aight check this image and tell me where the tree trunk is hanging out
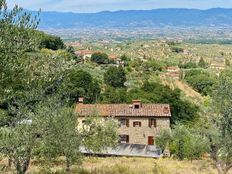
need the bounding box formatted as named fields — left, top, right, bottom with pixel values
left=22, top=158, right=30, bottom=174
left=13, top=157, right=31, bottom=174
left=215, top=162, right=227, bottom=174
left=66, top=156, right=71, bottom=172
left=14, top=160, right=23, bottom=174
left=8, top=158, right=12, bottom=169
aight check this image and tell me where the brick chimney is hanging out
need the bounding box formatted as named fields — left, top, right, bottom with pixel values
left=132, top=100, right=142, bottom=109
left=78, top=97, right=84, bottom=103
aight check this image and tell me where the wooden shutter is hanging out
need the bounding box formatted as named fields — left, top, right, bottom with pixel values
left=154, top=119, right=157, bottom=128
left=139, top=122, right=141, bottom=127
left=148, top=119, right=151, bottom=127
left=126, top=119, right=129, bottom=127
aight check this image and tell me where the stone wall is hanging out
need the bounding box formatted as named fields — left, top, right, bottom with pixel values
left=77, top=116, right=170, bottom=145
left=117, top=117, right=170, bottom=144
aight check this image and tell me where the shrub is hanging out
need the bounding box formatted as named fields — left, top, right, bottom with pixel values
left=171, top=47, right=184, bottom=53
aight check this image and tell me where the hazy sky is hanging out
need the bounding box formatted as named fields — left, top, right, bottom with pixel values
left=8, top=0, right=232, bottom=13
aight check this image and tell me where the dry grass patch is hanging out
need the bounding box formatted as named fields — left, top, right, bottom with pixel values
left=1, top=156, right=229, bottom=174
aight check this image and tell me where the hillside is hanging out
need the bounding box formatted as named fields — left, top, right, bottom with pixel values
left=37, top=8, right=232, bottom=29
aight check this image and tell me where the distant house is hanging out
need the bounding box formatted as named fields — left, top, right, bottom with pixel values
left=76, top=98, right=171, bottom=145
left=75, top=50, right=94, bottom=62
left=210, top=58, right=226, bottom=71
left=165, top=66, right=182, bottom=80
left=108, top=54, right=124, bottom=67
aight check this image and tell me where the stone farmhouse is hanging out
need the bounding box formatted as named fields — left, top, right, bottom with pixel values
left=76, top=98, right=171, bottom=145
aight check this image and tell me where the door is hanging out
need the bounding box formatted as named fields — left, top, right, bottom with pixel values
left=148, top=136, right=154, bottom=145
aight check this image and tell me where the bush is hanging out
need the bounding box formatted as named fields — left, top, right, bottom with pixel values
left=171, top=47, right=184, bottom=53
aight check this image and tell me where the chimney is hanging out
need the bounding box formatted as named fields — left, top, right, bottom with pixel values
left=132, top=100, right=142, bottom=109
left=78, top=97, right=84, bottom=103
left=163, top=106, right=170, bottom=114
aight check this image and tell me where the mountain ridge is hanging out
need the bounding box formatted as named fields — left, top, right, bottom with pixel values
left=35, top=8, right=232, bottom=29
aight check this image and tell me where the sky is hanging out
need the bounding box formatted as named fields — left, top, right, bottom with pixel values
left=8, top=0, right=232, bottom=13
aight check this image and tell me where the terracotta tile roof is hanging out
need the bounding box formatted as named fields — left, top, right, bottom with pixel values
left=75, top=50, right=94, bottom=56
left=76, top=104, right=171, bottom=117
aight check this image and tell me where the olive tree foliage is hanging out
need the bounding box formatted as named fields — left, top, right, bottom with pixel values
left=34, top=101, right=118, bottom=172
left=0, top=53, right=72, bottom=174
left=156, top=124, right=209, bottom=161
left=33, top=101, right=82, bottom=172
left=207, top=69, right=232, bottom=174
left=0, top=0, right=40, bottom=102
left=0, top=101, right=48, bottom=174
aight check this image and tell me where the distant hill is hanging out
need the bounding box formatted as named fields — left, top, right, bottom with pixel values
left=37, top=8, right=232, bottom=29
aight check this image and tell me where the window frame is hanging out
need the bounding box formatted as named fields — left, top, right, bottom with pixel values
left=133, top=121, right=142, bottom=127
left=149, top=118, right=157, bottom=128
left=119, top=134, right=129, bottom=143
left=119, top=118, right=129, bottom=127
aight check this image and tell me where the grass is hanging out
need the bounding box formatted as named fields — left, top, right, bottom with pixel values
left=1, top=156, right=226, bottom=174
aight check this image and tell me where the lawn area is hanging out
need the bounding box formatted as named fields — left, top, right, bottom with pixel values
left=1, top=156, right=225, bottom=174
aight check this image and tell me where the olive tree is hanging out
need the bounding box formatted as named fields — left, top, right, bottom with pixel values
left=35, top=101, right=118, bottom=172
left=207, top=69, right=232, bottom=174
left=156, top=124, right=209, bottom=161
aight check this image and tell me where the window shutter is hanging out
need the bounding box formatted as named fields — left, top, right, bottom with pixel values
left=154, top=119, right=157, bottom=127
left=139, top=122, right=141, bottom=127
left=126, top=119, right=129, bottom=127
left=148, top=119, right=151, bottom=127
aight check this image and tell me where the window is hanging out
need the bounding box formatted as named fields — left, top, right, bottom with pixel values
left=134, top=104, right=140, bottom=109
left=133, top=121, right=141, bottom=127
left=82, top=120, right=86, bottom=124
left=149, top=119, right=157, bottom=128
left=119, top=118, right=129, bottom=127
left=119, top=135, right=129, bottom=143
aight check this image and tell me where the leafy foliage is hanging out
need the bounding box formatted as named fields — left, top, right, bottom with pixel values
left=207, top=69, right=232, bottom=174
left=198, top=57, right=209, bottom=68
left=156, top=125, right=209, bottom=161
left=184, top=69, right=217, bottom=96
left=38, top=31, right=65, bottom=50
left=179, top=61, right=198, bottom=69
left=91, top=52, right=111, bottom=64
left=171, top=47, right=184, bottom=53
left=61, top=69, right=101, bottom=104
left=104, top=66, right=126, bottom=88
left=102, top=81, right=199, bottom=124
